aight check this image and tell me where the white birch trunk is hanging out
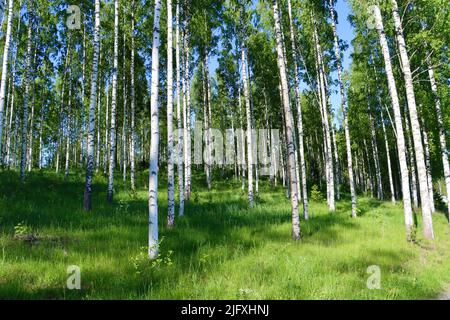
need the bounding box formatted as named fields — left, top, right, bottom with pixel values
left=167, top=0, right=175, bottom=227
left=422, top=124, right=434, bottom=213
left=368, top=104, right=383, bottom=200
left=183, top=24, right=191, bottom=201
left=130, top=0, right=136, bottom=191
left=175, top=0, right=184, bottom=215
left=313, top=23, right=335, bottom=211
left=103, top=81, right=109, bottom=175
left=427, top=56, right=450, bottom=220
left=241, top=42, right=254, bottom=207
left=381, top=108, right=396, bottom=203
left=27, top=76, right=35, bottom=172
left=373, top=5, right=414, bottom=239
left=404, top=111, right=418, bottom=207
left=107, top=0, right=120, bottom=203
left=38, top=107, right=43, bottom=169
left=84, top=0, right=101, bottom=211
left=0, top=0, right=14, bottom=162
left=20, top=3, right=33, bottom=181
left=64, top=85, right=72, bottom=179
left=237, top=69, right=246, bottom=191
left=273, top=0, right=300, bottom=240
left=148, top=0, right=162, bottom=259
left=287, top=0, right=309, bottom=219
left=202, top=56, right=212, bottom=190
left=391, top=0, right=434, bottom=239
left=331, top=124, right=340, bottom=200
left=122, top=31, right=127, bottom=183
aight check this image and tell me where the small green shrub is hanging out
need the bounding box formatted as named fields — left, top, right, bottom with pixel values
left=310, top=185, right=324, bottom=202
left=14, top=222, right=29, bottom=237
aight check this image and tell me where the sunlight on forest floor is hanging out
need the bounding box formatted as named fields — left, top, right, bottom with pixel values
left=0, top=170, right=449, bottom=299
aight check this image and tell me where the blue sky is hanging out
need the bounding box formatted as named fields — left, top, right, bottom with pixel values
left=208, top=0, right=355, bottom=127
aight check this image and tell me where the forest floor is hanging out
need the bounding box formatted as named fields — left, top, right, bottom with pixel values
left=0, top=169, right=449, bottom=299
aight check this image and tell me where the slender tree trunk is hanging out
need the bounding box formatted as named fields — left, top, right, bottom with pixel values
left=273, top=0, right=300, bottom=240
left=167, top=0, right=175, bottom=227
left=363, top=138, right=374, bottom=196
left=202, top=55, right=212, bottom=190
left=381, top=108, right=396, bottom=203
left=56, top=36, right=72, bottom=174
left=3, top=76, right=11, bottom=160
left=287, top=0, right=309, bottom=219
left=175, top=0, right=184, bottom=215
left=206, top=55, right=213, bottom=187
left=27, top=72, right=35, bottom=172
left=81, top=22, right=87, bottom=164
left=84, top=0, right=101, bottom=211
left=6, top=81, right=14, bottom=166
left=6, top=7, right=22, bottom=167
left=367, top=101, right=383, bottom=200
left=313, top=22, right=335, bottom=211
left=404, top=104, right=418, bottom=208
left=103, top=82, right=109, bottom=174
left=107, top=0, right=120, bottom=203
left=130, top=0, right=136, bottom=191
left=183, top=21, right=191, bottom=201
left=38, top=107, right=43, bottom=169
left=64, top=85, right=72, bottom=179
left=422, top=123, right=434, bottom=213
left=331, top=124, right=340, bottom=200
left=427, top=55, right=450, bottom=220
left=20, top=3, right=33, bottom=181
left=0, top=0, right=14, bottom=163
left=240, top=37, right=254, bottom=207
left=122, top=31, right=127, bottom=183
left=373, top=5, right=413, bottom=240
left=391, top=0, right=434, bottom=239
left=237, top=66, right=246, bottom=191
left=96, top=76, right=103, bottom=173
left=148, top=0, right=162, bottom=259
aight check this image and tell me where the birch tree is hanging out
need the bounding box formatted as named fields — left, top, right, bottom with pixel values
left=130, top=0, right=136, bottom=191
left=148, top=0, right=162, bottom=259
left=313, top=22, right=335, bottom=211
left=287, top=0, right=309, bottom=219
left=372, top=5, right=414, bottom=240
left=239, top=5, right=254, bottom=207
left=390, top=0, right=434, bottom=239
left=122, top=30, right=127, bottom=183
left=175, top=0, right=184, bottom=216
left=182, top=11, right=192, bottom=201
left=427, top=56, right=450, bottom=220
left=381, top=107, right=396, bottom=203
left=167, top=0, right=175, bottom=227
left=272, top=0, right=300, bottom=240
left=328, top=0, right=356, bottom=217
left=107, top=0, right=120, bottom=204
left=84, top=0, right=101, bottom=211
left=20, top=1, right=33, bottom=181
left=64, top=84, right=72, bottom=179
left=0, top=0, right=14, bottom=162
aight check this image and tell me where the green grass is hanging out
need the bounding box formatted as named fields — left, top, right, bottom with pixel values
left=0, top=169, right=449, bottom=299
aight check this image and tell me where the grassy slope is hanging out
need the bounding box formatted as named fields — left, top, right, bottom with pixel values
left=0, top=170, right=448, bottom=299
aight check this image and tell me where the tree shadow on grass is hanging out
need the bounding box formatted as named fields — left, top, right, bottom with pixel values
left=0, top=171, right=393, bottom=299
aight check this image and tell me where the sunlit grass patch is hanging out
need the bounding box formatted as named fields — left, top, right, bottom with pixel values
left=0, top=170, right=449, bottom=299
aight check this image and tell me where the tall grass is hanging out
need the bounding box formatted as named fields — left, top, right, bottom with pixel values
left=0, top=170, right=448, bottom=299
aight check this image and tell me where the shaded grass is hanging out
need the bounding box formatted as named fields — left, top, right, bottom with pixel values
left=0, top=170, right=449, bottom=299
